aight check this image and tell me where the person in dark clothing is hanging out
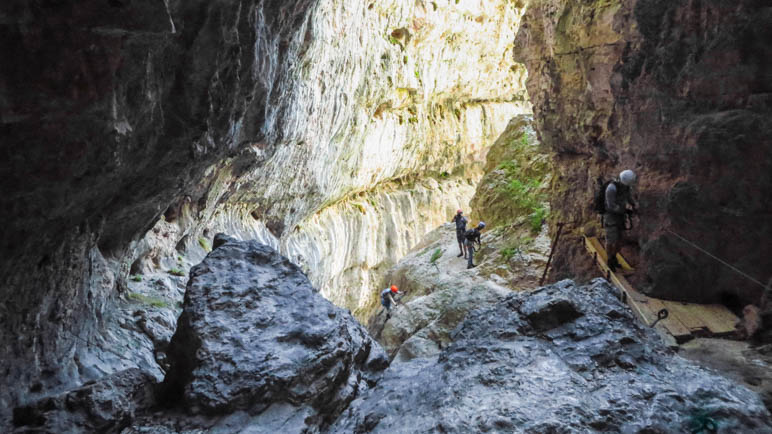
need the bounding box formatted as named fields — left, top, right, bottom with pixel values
left=451, top=209, right=468, bottom=258
left=380, top=285, right=401, bottom=313
left=605, top=170, right=637, bottom=272
left=464, top=222, right=485, bottom=269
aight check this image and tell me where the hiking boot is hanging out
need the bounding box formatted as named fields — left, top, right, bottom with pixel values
left=457, top=252, right=463, bottom=257
left=467, top=264, right=476, bottom=269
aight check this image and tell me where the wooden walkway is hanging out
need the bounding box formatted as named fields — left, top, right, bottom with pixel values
left=584, top=236, right=738, bottom=346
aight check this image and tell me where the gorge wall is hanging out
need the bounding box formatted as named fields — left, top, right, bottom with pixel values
left=515, top=0, right=772, bottom=306
left=144, top=0, right=531, bottom=316
left=0, top=0, right=530, bottom=412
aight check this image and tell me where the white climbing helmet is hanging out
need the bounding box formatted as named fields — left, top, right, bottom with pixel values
left=619, top=170, right=637, bottom=186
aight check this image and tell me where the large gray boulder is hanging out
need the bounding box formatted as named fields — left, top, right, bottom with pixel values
left=332, top=279, right=772, bottom=432
left=162, top=239, right=388, bottom=427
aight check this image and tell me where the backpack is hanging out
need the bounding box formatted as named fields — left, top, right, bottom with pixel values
left=464, top=229, right=477, bottom=241
left=454, top=215, right=467, bottom=231
left=593, top=178, right=615, bottom=214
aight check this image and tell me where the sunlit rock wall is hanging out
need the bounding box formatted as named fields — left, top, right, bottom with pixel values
left=234, top=0, right=530, bottom=233
left=0, top=0, right=531, bottom=418
left=151, top=0, right=531, bottom=313
left=209, top=175, right=477, bottom=319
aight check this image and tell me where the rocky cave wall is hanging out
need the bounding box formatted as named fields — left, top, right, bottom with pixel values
left=137, top=0, right=532, bottom=316
left=515, top=0, right=772, bottom=305
left=0, top=0, right=319, bottom=413
left=0, top=0, right=530, bottom=412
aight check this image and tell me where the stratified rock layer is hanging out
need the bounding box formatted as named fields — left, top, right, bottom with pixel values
left=334, top=280, right=772, bottom=433
left=162, top=238, right=387, bottom=426
left=515, top=0, right=772, bottom=304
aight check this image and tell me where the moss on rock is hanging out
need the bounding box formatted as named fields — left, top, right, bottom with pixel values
left=470, top=115, right=552, bottom=230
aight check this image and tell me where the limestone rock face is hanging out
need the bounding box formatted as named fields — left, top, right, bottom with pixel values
left=162, top=239, right=387, bottom=425
left=12, top=368, right=155, bottom=433
left=469, top=114, right=552, bottom=229
left=168, top=0, right=533, bottom=315
left=0, top=0, right=530, bottom=412
left=334, top=280, right=772, bottom=433
left=514, top=0, right=772, bottom=304
left=205, top=175, right=479, bottom=319
left=0, top=0, right=316, bottom=413
left=367, top=222, right=550, bottom=361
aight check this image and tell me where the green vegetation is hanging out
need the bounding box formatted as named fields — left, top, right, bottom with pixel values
left=130, top=274, right=142, bottom=282
left=168, top=268, right=185, bottom=277
left=430, top=248, right=443, bottom=264
left=490, top=132, right=552, bottom=233
left=414, top=69, right=421, bottom=79
left=500, top=246, right=521, bottom=261
left=127, top=292, right=170, bottom=308
left=529, top=206, right=548, bottom=233
left=198, top=237, right=211, bottom=252
left=498, top=177, right=548, bottom=233
left=500, top=236, right=534, bottom=261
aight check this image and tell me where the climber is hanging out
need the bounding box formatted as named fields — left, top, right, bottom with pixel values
left=604, top=169, right=638, bottom=272
left=380, top=285, right=401, bottom=314
left=464, top=222, right=485, bottom=269
left=452, top=209, right=468, bottom=258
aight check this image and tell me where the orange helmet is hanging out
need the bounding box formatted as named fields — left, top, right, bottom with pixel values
left=391, top=285, right=398, bottom=293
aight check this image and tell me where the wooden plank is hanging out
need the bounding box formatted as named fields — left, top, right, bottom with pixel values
left=697, top=304, right=739, bottom=335
left=646, top=299, right=693, bottom=343
left=615, top=253, right=635, bottom=272
left=585, top=237, right=608, bottom=262
left=586, top=237, right=634, bottom=271
left=584, top=236, right=689, bottom=346
left=661, top=301, right=709, bottom=332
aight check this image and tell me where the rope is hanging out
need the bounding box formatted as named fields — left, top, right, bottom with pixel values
left=665, top=229, right=767, bottom=289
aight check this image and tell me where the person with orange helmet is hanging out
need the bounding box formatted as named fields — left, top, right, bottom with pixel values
left=380, top=285, right=401, bottom=313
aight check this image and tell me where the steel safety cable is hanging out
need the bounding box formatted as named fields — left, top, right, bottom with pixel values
left=665, top=229, right=767, bottom=289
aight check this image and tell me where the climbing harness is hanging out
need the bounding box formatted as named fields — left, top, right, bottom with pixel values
left=666, top=229, right=767, bottom=289
left=624, top=209, right=636, bottom=230
left=648, top=308, right=668, bottom=328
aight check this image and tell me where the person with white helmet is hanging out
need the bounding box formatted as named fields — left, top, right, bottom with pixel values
left=464, top=222, right=486, bottom=269
left=604, top=169, right=638, bottom=272
left=452, top=209, right=469, bottom=258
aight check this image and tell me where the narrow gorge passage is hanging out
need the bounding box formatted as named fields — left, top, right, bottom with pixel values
left=2, top=0, right=771, bottom=432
